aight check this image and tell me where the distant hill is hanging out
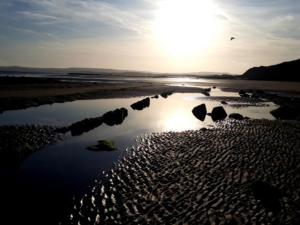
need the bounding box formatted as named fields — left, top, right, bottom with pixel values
left=0, top=66, right=235, bottom=78
left=241, top=59, right=300, bottom=81
left=0, top=66, right=127, bottom=75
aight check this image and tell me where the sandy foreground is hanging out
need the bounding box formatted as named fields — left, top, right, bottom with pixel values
left=64, top=120, right=300, bottom=225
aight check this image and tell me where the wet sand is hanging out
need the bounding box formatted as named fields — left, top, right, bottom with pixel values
left=65, top=120, right=300, bottom=225
left=0, top=125, right=59, bottom=167
left=1, top=76, right=300, bottom=113
left=1, top=76, right=300, bottom=224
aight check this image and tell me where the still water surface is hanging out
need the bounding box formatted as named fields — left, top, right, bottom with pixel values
left=0, top=91, right=277, bottom=224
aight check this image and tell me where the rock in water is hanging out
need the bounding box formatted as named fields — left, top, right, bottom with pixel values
left=251, top=181, right=281, bottom=212
left=271, top=106, right=300, bottom=120
left=103, top=108, right=128, bottom=126
left=211, top=106, right=227, bottom=121
left=161, top=92, right=173, bottom=98
left=131, top=98, right=150, bottom=110
left=69, top=117, right=103, bottom=136
left=87, top=140, right=116, bottom=151
left=192, top=104, right=207, bottom=121
left=203, top=92, right=210, bottom=97
left=239, top=90, right=250, bottom=98
left=229, top=113, right=244, bottom=120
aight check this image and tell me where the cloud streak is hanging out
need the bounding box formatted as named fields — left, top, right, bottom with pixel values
left=11, top=0, right=155, bottom=38
left=0, top=0, right=300, bottom=73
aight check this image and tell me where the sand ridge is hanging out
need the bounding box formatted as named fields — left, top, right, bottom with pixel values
left=64, top=120, right=300, bottom=225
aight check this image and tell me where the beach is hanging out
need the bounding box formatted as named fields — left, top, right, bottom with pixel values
left=0, top=76, right=299, bottom=113
left=0, top=76, right=300, bottom=225
left=65, top=120, right=300, bottom=225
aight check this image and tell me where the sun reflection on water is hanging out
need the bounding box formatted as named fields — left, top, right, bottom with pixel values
left=162, top=108, right=200, bottom=131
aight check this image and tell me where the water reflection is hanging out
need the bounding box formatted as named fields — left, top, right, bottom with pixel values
left=163, top=108, right=200, bottom=131
left=0, top=92, right=278, bottom=224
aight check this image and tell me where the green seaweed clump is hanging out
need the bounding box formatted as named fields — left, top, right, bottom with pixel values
left=87, top=140, right=116, bottom=151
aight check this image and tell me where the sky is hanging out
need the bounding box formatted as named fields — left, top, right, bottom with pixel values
left=0, top=0, right=300, bottom=74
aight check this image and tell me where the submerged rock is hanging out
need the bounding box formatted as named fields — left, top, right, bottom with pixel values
left=131, top=98, right=150, bottom=110
left=211, top=106, right=227, bottom=121
left=220, top=101, right=228, bottom=105
left=87, top=140, right=116, bottom=151
left=161, top=92, right=173, bottom=98
left=192, top=104, right=207, bottom=121
left=229, top=113, right=244, bottom=120
left=103, top=108, right=128, bottom=126
left=271, top=106, right=300, bottom=120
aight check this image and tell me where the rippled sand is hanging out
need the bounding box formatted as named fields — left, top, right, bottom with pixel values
left=65, top=120, right=300, bottom=225
left=0, top=125, right=58, bottom=166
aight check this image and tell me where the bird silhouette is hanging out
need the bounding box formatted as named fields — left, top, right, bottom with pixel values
left=230, top=37, right=235, bottom=41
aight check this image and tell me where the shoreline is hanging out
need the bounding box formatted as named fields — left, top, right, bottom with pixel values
left=1, top=76, right=300, bottom=224
left=1, top=76, right=300, bottom=113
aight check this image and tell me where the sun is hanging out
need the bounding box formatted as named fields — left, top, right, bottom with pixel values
left=153, top=0, right=220, bottom=58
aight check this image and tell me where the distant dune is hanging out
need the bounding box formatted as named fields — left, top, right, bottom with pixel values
left=241, top=59, right=300, bottom=81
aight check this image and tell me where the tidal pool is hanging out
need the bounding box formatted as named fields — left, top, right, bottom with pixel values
left=0, top=91, right=278, bottom=224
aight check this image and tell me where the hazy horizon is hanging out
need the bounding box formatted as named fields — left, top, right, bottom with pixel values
left=1, top=0, right=300, bottom=74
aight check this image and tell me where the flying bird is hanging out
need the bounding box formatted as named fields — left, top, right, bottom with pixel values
left=230, top=37, right=236, bottom=41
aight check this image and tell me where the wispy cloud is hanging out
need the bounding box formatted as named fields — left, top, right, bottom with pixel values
left=12, top=0, right=155, bottom=38
left=216, top=0, right=300, bottom=41
left=0, top=0, right=300, bottom=73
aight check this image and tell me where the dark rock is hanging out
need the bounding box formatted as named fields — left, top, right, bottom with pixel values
left=271, top=106, right=300, bottom=120
left=239, top=90, right=249, bottom=98
left=87, top=140, right=116, bottom=151
left=220, top=101, right=228, bottom=105
left=103, top=108, right=128, bottom=126
left=192, top=104, right=207, bottom=121
left=70, top=117, right=103, bottom=136
left=251, top=181, right=281, bottom=212
left=204, top=88, right=211, bottom=92
left=211, top=106, right=227, bottom=121
left=207, top=113, right=212, bottom=116
left=151, top=95, right=159, bottom=99
left=203, top=91, right=210, bottom=97
left=229, top=113, right=244, bottom=120
left=212, top=86, right=216, bottom=89
left=131, top=98, right=150, bottom=110
left=161, top=92, right=173, bottom=98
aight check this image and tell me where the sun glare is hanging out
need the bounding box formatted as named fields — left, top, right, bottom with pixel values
left=163, top=109, right=199, bottom=131
left=154, top=0, right=220, bottom=58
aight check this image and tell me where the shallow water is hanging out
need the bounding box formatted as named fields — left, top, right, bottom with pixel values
left=0, top=91, right=278, bottom=224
